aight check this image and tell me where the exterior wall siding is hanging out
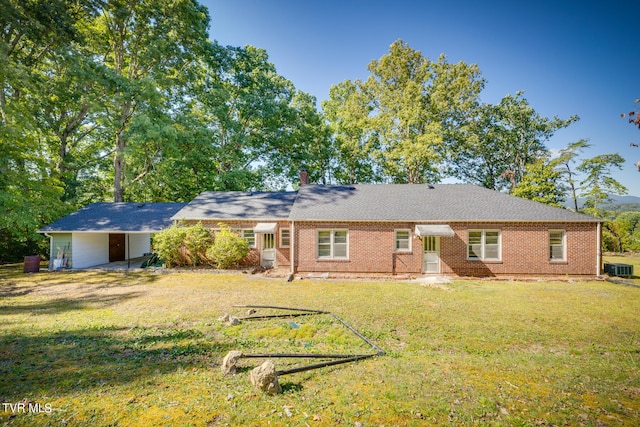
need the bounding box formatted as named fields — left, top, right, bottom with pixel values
left=128, top=233, right=151, bottom=258
left=72, top=233, right=109, bottom=269
left=294, top=221, right=598, bottom=277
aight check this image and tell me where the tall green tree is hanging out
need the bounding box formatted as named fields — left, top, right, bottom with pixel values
left=324, top=40, right=484, bottom=184
left=556, top=139, right=591, bottom=211
left=322, top=80, right=379, bottom=184
left=510, top=157, right=565, bottom=207
left=577, top=153, right=628, bottom=216
left=0, top=0, right=101, bottom=261
left=86, top=0, right=210, bottom=202
left=449, top=93, right=578, bottom=192
left=134, top=42, right=324, bottom=199
left=272, top=91, right=334, bottom=186
left=365, top=40, right=484, bottom=183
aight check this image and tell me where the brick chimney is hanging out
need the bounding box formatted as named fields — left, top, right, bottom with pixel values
left=299, top=168, right=309, bottom=185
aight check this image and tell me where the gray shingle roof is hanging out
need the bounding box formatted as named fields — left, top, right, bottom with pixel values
left=39, top=202, right=187, bottom=233
left=171, top=191, right=297, bottom=221
left=288, top=184, right=601, bottom=223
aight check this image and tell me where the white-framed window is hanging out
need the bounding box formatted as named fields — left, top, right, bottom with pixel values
left=467, top=230, right=501, bottom=261
left=317, top=229, right=348, bottom=259
left=242, top=229, right=256, bottom=248
left=280, top=228, right=290, bottom=248
left=394, top=229, right=411, bottom=251
left=549, top=230, right=566, bottom=261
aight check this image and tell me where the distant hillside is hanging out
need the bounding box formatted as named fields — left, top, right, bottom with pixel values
left=563, top=195, right=640, bottom=212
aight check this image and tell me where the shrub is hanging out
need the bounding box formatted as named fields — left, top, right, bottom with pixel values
left=206, top=223, right=250, bottom=269
left=184, top=222, right=213, bottom=266
left=153, top=223, right=188, bottom=267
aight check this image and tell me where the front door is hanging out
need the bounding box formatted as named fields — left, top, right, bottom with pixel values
left=422, top=236, right=440, bottom=273
left=261, top=233, right=275, bottom=267
left=109, top=233, right=126, bottom=262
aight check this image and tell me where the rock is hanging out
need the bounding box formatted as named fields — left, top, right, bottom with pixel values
left=247, top=308, right=256, bottom=315
left=249, top=360, right=282, bottom=394
left=227, top=316, right=241, bottom=326
left=218, top=314, right=230, bottom=322
left=221, top=350, right=243, bottom=375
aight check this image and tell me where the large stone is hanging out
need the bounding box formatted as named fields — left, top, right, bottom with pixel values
left=221, top=350, right=243, bottom=375
left=249, top=360, right=282, bottom=394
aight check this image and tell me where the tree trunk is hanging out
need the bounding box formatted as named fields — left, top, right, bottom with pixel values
left=113, top=132, right=125, bottom=202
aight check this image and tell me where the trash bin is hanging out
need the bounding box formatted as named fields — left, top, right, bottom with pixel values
left=24, top=255, right=41, bottom=273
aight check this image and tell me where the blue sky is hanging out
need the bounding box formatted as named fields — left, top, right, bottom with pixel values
left=202, top=0, right=640, bottom=196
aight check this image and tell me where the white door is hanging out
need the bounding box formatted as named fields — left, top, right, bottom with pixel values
left=423, top=236, right=440, bottom=273
left=261, top=233, right=276, bottom=267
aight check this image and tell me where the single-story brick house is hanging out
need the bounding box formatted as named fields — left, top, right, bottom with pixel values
left=40, top=182, right=603, bottom=277
left=285, top=184, right=602, bottom=277
left=39, top=202, right=186, bottom=269
left=169, top=183, right=603, bottom=277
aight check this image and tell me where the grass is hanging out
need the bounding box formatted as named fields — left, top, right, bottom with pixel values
left=1, top=265, right=640, bottom=426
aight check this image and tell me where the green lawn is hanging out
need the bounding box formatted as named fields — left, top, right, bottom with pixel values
left=1, top=266, right=639, bottom=426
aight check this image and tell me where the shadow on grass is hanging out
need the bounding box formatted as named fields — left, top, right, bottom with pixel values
left=0, top=326, right=233, bottom=401
left=0, top=291, right=144, bottom=316
left=0, top=264, right=162, bottom=287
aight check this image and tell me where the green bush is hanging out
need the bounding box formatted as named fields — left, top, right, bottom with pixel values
left=153, top=223, right=188, bottom=267
left=184, top=222, right=213, bottom=266
left=206, top=223, right=250, bottom=269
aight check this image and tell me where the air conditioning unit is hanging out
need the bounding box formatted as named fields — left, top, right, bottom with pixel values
left=603, top=263, right=634, bottom=277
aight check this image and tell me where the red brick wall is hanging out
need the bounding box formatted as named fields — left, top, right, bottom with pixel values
left=440, top=222, right=598, bottom=277
left=293, top=221, right=599, bottom=277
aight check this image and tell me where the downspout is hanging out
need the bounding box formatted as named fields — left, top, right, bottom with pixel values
left=596, top=222, right=602, bottom=276
left=290, top=221, right=295, bottom=275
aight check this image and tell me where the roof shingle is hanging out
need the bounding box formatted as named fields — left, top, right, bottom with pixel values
left=288, top=184, right=601, bottom=222
left=39, top=202, right=187, bottom=233
left=171, top=191, right=297, bottom=221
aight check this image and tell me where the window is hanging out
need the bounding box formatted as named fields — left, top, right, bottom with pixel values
left=317, top=229, right=348, bottom=259
left=549, top=230, right=566, bottom=261
left=394, top=229, right=411, bottom=251
left=280, top=228, right=290, bottom=248
left=468, top=230, right=501, bottom=261
left=242, top=229, right=256, bottom=248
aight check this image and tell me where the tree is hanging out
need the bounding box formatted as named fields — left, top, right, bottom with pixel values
left=449, top=93, right=578, bottom=192
left=150, top=43, right=323, bottom=196
left=87, top=0, right=210, bottom=202
left=366, top=40, right=484, bottom=183
left=510, top=158, right=565, bottom=207
left=324, top=40, right=484, bottom=184
left=322, top=80, right=379, bottom=184
left=577, top=153, right=628, bottom=217
left=613, top=211, right=640, bottom=251
left=271, top=91, right=334, bottom=186
left=556, top=139, right=591, bottom=211
left=0, top=0, right=101, bottom=261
